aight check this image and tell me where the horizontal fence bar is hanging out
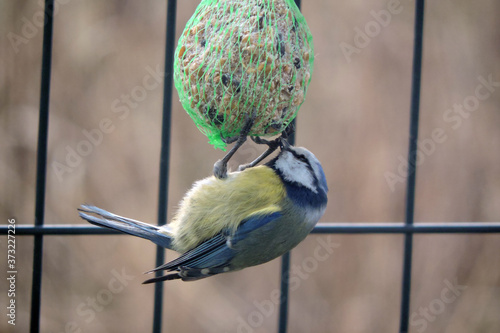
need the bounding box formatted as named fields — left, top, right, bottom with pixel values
left=3, top=222, right=500, bottom=235
left=312, top=223, right=500, bottom=234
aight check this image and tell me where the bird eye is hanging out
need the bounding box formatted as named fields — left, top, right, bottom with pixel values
left=297, top=155, right=308, bottom=164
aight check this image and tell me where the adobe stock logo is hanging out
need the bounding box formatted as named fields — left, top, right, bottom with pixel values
left=384, top=74, right=499, bottom=192
left=235, top=236, right=340, bottom=333
left=339, top=0, right=405, bottom=63
left=410, top=278, right=467, bottom=332
left=7, top=0, right=73, bottom=54
left=51, top=64, right=165, bottom=182
left=55, top=267, right=136, bottom=333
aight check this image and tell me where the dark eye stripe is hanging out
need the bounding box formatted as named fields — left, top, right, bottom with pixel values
left=290, top=151, right=315, bottom=175
left=290, top=150, right=308, bottom=164
left=289, top=151, right=324, bottom=191
left=297, top=155, right=308, bottom=163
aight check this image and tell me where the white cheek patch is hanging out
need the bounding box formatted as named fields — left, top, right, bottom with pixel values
left=276, top=152, right=317, bottom=193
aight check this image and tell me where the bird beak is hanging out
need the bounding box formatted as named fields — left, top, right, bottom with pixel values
left=280, top=137, right=291, bottom=151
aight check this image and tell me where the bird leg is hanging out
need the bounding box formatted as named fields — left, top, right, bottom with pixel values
left=213, top=112, right=256, bottom=179
left=238, top=136, right=281, bottom=172
left=238, top=123, right=294, bottom=171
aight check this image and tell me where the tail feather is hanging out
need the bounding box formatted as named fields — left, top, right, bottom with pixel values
left=78, top=205, right=173, bottom=249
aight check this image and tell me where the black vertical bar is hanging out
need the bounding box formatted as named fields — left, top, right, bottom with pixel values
left=153, top=1, right=176, bottom=333
left=278, top=0, right=301, bottom=330
left=278, top=252, right=291, bottom=333
left=31, top=0, right=54, bottom=332
left=399, top=1, right=425, bottom=332
left=278, top=121, right=294, bottom=333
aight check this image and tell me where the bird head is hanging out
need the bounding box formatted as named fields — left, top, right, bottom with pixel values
left=268, top=139, right=329, bottom=205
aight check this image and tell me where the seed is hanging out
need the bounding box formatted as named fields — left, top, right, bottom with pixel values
left=245, top=45, right=257, bottom=54
left=258, top=16, right=265, bottom=29
left=293, top=91, right=304, bottom=106
left=291, top=16, right=298, bottom=32
left=293, top=57, right=301, bottom=69
left=265, top=64, right=272, bottom=74
left=189, top=62, right=198, bottom=73
left=303, top=51, right=309, bottom=62
left=281, top=107, right=288, bottom=118
left=304, top=72, right=311, bottom=84
left=178, top=45, right=186, bottom=58
left=207, top=107, right=224, bottom=125
left=276, top=33, right=285, bottom=57
left=221, top=74, right=230, bottom=87
left=191, top=24, right=200, bottom=35
left=283, top=64, right=291, bottom=74
left=232, top=80, right=241, bottom=94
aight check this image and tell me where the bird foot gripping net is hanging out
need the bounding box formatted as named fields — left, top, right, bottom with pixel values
left=174, top=0, right=314, bottom=149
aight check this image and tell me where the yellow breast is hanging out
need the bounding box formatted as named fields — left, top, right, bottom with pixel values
left=170, top=166, right=286, bottom=252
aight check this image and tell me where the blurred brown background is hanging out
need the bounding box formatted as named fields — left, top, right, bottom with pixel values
left=1, top=0, right=499, bottom=332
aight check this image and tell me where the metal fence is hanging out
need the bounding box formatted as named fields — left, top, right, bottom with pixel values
left=2, top=0, right=500, bottom=332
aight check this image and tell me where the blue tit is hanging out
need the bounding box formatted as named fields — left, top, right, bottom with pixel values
left=79, top=140, right=328, bottom=283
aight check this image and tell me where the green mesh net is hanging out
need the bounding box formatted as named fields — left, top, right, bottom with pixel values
left=174, top=0, right=314, bottom=149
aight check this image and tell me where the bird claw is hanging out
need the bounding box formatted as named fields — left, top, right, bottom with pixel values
left=213, top=113, right=294, bottom=178
left=237, top=135, right=285, bottom=172
left=237, top=164, right=249, bottom=172
left=213, top=159, right=228, bottom=179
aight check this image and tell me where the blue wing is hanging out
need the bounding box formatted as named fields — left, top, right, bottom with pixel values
left=229, top=211, right=282, bottom=244
left=143, top=211, right=282, bottom=283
